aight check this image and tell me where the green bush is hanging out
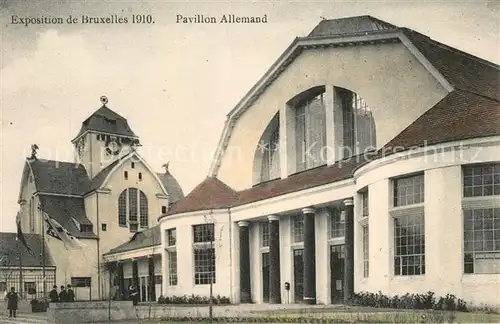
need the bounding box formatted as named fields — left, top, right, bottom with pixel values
left=350, top=291, right=468, bottom=312
left=156, top=294, right=231, bottom=305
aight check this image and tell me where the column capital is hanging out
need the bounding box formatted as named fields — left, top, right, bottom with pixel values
left=268, top=215, right=280, bottom=222
left=147, top=254, right=154, bottom=259
left=238, top=221, right=250, bottom=227
left=343, top=198, right=354, bottom=206
left=302, top=207, right=315, bottom=215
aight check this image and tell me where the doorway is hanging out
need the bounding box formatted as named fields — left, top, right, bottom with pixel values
left=330, top=245, right=345, bottom=304
left=293, top=249, right=304, bottom=303
left=262, top=253, right=270, bottom=303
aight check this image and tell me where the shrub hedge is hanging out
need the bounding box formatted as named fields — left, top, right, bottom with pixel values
left=157, top=294, right=231, bottom=305
left=349, top=291, right=468, bottom=312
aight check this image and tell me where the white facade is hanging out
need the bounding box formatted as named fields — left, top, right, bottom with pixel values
left=159, top=17, right=500, bottom=308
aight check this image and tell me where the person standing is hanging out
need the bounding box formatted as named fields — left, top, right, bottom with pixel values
left=5, top=287, right=19, bottom=318
left=128, top=285, right=139, bottom=306
left=58, top=285, right=68, bottom=302
left=66, top=284, right=75, bottom=302
left=49, top=285, right=59, bottom=302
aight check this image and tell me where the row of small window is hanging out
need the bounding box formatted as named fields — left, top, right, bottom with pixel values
left=393, top=164, right=500, bottom=207
left=166, top=224, right=214, bottom=247
left=124, top=171, right=142, bottom=181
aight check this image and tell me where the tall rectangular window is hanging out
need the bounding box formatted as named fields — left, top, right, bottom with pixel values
left=362, top=226, right=369, bottom=278
left=393, top=174, right=424, bottom=207
left=392, top=174, right=425, bottom=276
left=166, top=228, right=178, bottom=285
left=129, top=188, right=138, bottom=223
left=193, top=224, right=215, bottom=285
left=295, top=91, right=326, bottom=172
left=329, top=207, right=345, bottom=239
left=394, top=213, right=425, bottom=276
left=168, top=251, right=178, bottom=285
left=360, top=189, right=369, bottom=277
left=292, top=215, right=304, bottom=243
left=463, top=163, right=500, bottom=274
left=260, top=222, right=269, bottom=247
left=118, top=193, right=127, bottom=226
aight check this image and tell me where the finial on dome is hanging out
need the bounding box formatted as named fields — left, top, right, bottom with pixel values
left=100, top=95, right=108, bottom=106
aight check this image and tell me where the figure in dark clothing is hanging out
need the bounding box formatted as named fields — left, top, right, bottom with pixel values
left=66, top=284, right=75, bottom=302
left=128, top=285, right=139, bottom=306
left=49, top=285, right=59, bottom=302
left=5, top=287, right=19, bottom=318
left=58, top=285, right=68, bottom=302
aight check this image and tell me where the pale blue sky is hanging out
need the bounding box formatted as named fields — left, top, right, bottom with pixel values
left=1, top=0, right=498, bottom=232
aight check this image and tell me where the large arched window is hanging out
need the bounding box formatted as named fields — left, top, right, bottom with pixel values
left=118, top=188, right=149, bottom=232
left=337, top=87, right=376, bottom=156
left=293, top=87, right=327, bottom=172
left=253, top=113, right=280, bottom=184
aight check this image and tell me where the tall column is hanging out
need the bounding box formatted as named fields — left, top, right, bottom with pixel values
left=132, top=259, right=139, bottom=288
left=148, top=255, right=156, bottom=301
left=117, top=261, right=125, bottom=300
left=238, top=221, right=252, bottom=303
left=302, top=207, right=316, bottom=304
left=268, top=215, right=281, bottom=304
left=343, top=198, right=354, bottom=304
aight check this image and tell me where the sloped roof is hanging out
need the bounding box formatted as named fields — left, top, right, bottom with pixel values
left=39, top=196, right=96, bottom=238
left=403, top=30, right=500, bottom=100
left=73, top=106, right=137, bottom=141
left=308, top=15, right=397, bottom=37
left=165, top=177, right=238, bottom=215
left=381, top=90, right=500, bottom=153
left=86, top=158, right=123, bottom=193
left=105, top=225, right=161, bottom=255
left=28, top=159, right=90, bottom=195
left=157, top=171, right=185, bottom=204
left=0, top=232, right=55, bottom=267
left=237, top=157, right=365, bottom=206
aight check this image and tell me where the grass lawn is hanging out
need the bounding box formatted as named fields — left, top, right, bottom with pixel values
left=266, top=309, right=500, bottom=323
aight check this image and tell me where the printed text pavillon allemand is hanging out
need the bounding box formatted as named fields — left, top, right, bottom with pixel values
left=176, top=14, right=268, bottom=24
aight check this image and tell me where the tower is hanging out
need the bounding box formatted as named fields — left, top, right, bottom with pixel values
left=71, top=96, right=140, bottom=178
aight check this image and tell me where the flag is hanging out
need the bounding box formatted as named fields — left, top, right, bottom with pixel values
left=16, top=211, right=34, bottom=255
left=41, top=211, right=86, bottom=249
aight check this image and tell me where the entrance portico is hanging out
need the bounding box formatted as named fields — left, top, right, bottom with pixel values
left=239, top=198, right=354, bottom=305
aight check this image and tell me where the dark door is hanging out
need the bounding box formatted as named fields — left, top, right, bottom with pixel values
left=293, top=249, right=304, bottom=303
left=141, top=277, right=147, bottom=302
left=262, top=253, right=270, bottom=303
left=330, top=245, right=345, bottom=304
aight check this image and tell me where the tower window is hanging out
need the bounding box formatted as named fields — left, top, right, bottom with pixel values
left=138, top=172, right=142, bottom=181
left=97, top=134, right=100, bottom=141
left=118, top=188, right=148, bottom=230
left=124, top=171, right=128, bottom=180
left=131, top=162, right=135, bottom=169
left=101, top=223, right=107, bottom=232
left=162, top=206, right=167, bottom=214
